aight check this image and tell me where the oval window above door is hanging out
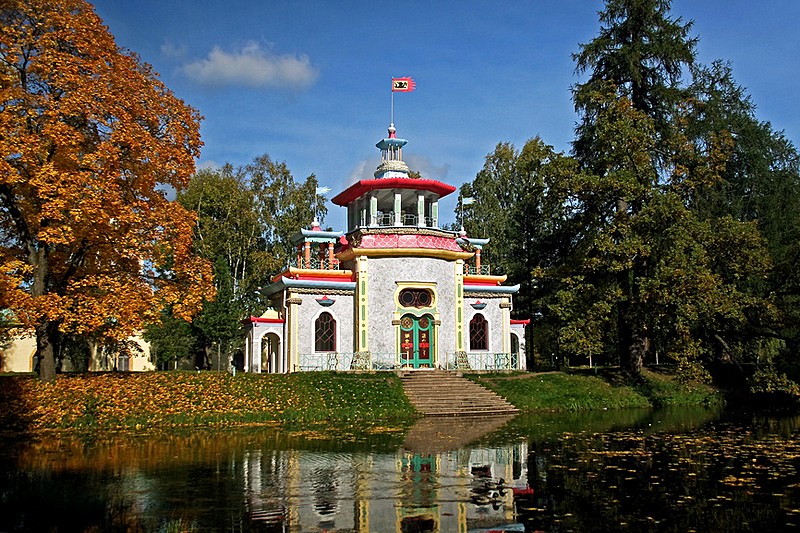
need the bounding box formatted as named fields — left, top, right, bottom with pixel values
left=398, top=288, right=434, bottom=308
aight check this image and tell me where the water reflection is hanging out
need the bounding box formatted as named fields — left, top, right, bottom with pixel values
left=2, top=408, right=800, bottom=531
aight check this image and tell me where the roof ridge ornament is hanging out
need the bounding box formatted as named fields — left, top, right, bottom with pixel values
left=374, top=123, right=410, bottom=178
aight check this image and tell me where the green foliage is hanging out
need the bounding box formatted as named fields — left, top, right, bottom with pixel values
left=748, top=366, right=800, bottom=401
left=177, top=156, right=324, bottom=315
left=146, top=154, right=326, bottom=369
left=573, top=0, right=697, bottom=167
left=459, top=138, right=579, bottom=361
left=143, top=309, right=199, bottom=370
left=460, top=0, right=796, bottom=383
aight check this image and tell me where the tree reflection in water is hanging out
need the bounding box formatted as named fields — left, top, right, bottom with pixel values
left=2, top=408, right=800, bottom=531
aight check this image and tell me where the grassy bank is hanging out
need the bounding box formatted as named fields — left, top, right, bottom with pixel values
left=468, top=368, right=724, bottom=412
left=0, top=368, right=725, bottom=434
left=0, top=371, right=417, bottom=433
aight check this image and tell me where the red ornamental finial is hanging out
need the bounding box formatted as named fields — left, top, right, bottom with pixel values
left=388, top=123, right=396, bottom=139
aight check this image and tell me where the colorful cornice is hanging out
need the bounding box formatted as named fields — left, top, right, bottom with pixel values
left=463, top=274, right=508, bottom=285
left=243, top=316, right=285, bottom=325
left=270, top=268, right=354, bottom=283
left=331, top=177, right=457, bottom=206
left=463, top=284, right=521, bottom=294
left=262, top=277, right=356, bottom=297
left=337, top=247, right=473, bottom=262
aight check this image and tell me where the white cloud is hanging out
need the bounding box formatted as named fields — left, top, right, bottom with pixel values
left=180, top=41, right=319, bottom=89
left=406, top=154, right=450, bottom=181
left=346, top=158, right=377, bottom=184
left=345, top=154, right=451, bottom=184
left=160, top=41, right=188, bottom=60
left=196, top=159, right=222, bottom=171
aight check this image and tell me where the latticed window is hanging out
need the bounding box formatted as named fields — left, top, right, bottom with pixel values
left=315, top=312, right=336, bottom=352
left=469, top=314, right=488, bottom=351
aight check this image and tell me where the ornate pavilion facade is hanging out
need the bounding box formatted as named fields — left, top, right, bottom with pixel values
left=243, top=124, right=528, bottom=373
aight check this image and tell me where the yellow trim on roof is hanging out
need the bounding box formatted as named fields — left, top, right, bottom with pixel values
left=271, top=267, right=353, bottom=282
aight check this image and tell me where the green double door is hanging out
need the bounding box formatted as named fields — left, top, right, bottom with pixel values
left=400, top=314, right=434, bottom=368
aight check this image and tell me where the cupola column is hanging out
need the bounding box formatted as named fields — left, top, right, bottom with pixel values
left=359, top=198, right=367, bottom=228
left=394, top=191, right=402, bottom=226
left=417, top=192, right=425, bottom=227
left=431, top=199, right=439, bottom=228
left=370, top=194, right=378, bottom=227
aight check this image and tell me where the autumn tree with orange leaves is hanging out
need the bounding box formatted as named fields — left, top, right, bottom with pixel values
left=0, top=0, right=214, bottom=381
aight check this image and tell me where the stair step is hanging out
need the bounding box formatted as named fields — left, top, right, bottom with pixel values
left=400, top=371, right=517, bottom=417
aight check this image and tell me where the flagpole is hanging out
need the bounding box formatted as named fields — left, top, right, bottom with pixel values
left=391, top=88, right=394, bottom=125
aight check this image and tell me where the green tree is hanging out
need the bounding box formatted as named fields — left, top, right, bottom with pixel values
left=245, top=154, right=326, bottom=279
left=687, top=60, right=800, bottom=367
left=143, top=308, right=199, bottom=370
left=183, top=155, right=326, bottom=315
left=193, top=257, right=242, bottom=370
left=459, top=138, right=579, bottom=366
left=146, top=154, right=327, bottom=369
left=570, top=0, right=700, bottom=374
left=572, top=0, right=697, bottom=168
left=537, top=89, right=772, bottom=376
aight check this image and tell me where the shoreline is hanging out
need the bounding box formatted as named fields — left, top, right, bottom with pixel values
left=0, top=369, right=744, bottom=435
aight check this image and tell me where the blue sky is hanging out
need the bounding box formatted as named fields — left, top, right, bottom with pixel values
left=91, top=0, right=800, bottom=229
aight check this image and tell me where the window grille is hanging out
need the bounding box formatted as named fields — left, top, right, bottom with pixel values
left=469, top=314, right=488, bottom=351
left=315, top=312, right=336, bottom=352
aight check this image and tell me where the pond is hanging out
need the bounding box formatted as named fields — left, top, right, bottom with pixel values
left=2, top=407, right=800, bottom=531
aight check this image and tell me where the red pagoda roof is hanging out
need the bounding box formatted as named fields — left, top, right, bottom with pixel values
left=331, top=177, right=457, bottom=206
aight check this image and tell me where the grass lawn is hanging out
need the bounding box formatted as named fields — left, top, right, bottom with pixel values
left=467, top=368, right=724, bottom=412
left=0, top=368, right=724, bottom=434
left=0, top=371, right=417, bottom=433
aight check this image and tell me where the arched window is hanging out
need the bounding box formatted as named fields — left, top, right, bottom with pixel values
left=315, top=312, right=336, bottom=352
left=469, top=314, right=488, bottom=351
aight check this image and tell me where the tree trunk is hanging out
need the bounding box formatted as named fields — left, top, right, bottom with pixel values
left=618, top=311, right=646, bottom=376
left=35, top=321, right=59, bottom=382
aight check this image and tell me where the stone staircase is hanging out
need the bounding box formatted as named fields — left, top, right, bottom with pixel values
left=400, top=370, right=519, bottom=417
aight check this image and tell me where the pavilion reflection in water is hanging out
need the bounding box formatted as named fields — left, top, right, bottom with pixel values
left=241, top=441, right=528, bottom=531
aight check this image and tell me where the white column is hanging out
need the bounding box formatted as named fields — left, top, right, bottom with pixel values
left=244, top=328, right=253, bottom=372
left=251, top=337, right=262, bottom=373
left=394, top=191, right=402, bottom=226
left=370, top=194, right=378, bottom=226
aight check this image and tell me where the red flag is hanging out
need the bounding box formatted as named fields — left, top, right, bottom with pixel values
left=392, top=77, right=416, bottom=92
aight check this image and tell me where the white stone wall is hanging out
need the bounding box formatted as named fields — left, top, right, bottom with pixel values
left=464, top=297, right=506, bottom=353
left=293, top=293, right=355, bottom=355
left=364, top=256, right=457, bottom=363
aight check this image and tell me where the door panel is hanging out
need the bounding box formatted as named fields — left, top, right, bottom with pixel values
left=400, top=314, right=434, bottom=368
